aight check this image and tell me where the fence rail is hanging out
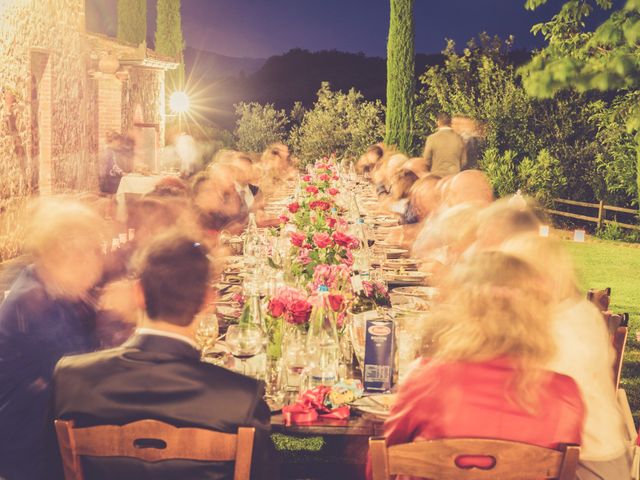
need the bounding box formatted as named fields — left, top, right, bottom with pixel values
left=545, top=198, right=640, bottom=231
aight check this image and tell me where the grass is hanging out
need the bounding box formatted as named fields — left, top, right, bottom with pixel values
left=566, top=239, right=640, bottom=423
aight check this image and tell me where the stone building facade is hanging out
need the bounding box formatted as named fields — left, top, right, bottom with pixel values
left=0, top=0, right=177, bottom=260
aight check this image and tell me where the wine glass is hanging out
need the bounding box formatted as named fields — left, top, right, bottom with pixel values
left=195, top=313, right=219, bottom=357
left=225, top=324, right=265, bottom=376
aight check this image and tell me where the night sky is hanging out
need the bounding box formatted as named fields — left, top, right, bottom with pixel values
left=87, top=0, right=621, bottom=59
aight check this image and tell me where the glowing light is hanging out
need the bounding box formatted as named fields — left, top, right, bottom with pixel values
left=573, top=229, right=586, bottom=242
left=539, top=225, right=550, bottom=237
left=169, top=91, right=190, bottom=113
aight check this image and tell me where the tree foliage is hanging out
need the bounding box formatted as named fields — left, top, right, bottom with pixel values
left=290, top=82, right=385, bottom=164
left=234, top=102, right=289, bottom=153
left=520, top=0, right=640, bottom=205
left=385, top=0, right=415, bottom=153
left=155, top=0, right=185, bottom=92
left=117, top=0, right=146, bottom=45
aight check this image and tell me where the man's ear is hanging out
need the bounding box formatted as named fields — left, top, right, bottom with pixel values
left=132, top=280, right=146, bottom=310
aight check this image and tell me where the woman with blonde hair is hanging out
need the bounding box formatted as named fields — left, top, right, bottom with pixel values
left=501, top=234, right=631, bottom=480
left=372, top=252, right=584, bottom=480
left=0, top=198, right=107, bottom=479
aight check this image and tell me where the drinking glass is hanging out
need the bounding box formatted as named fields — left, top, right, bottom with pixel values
left=195, top=313, right=219, bottom=356
left=225, top=324, right=265, bottom=376
left=281, top=326, right=308, bottom=393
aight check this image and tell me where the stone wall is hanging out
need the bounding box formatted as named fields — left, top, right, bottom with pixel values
left=122, top=67, right=165, bottom=147
left=0, top=0, right=89, bottom=260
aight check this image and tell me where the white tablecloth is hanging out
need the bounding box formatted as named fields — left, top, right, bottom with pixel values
left=115, top=174, right=165, bottom=222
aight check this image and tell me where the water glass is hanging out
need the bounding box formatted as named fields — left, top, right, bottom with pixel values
left=195, top=313, right=219, bottom=356
left=226, top=324, right=265, bottom=376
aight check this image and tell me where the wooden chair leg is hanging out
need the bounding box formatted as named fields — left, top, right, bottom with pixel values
left=55, top=419, right=83, bottom=480
left=557, top=445, right=580, bottom=480
left=233, top=427, right=255, bottom=480
left=369, top=437, right=390, bottom=480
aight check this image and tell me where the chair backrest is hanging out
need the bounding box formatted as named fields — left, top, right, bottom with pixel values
left=612, top=315, right=629, bottom=389
left=55, top=419, right=255, bottom=480
left=369, top=437, right=580, bottom=480
left=587, top=287, right=611, bottom=312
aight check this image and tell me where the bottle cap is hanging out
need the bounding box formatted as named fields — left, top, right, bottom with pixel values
left=318, top=285, right=329, bottom=293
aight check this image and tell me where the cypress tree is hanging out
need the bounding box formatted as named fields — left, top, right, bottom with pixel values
left=155, top=0, right=186, bottom=92
left=385, top=0, right=415, bottom=153
left=117, top=0, right=147, bottom=45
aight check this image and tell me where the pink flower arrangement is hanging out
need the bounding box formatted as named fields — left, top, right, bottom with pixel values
left=267, top=286, right=313, bottom=325
left=309, top=200, right=331, bottom=211
left=332, top=231, right=359, bottom=249
left=319, top=173, right=331, bottom=182
left=328, top=187, right=339, bottom=196
left=288, top=202, right=300, bottom=213
left=278, top=214, right=289, bottom=224
left=311, top=264, right=352, bottom=291
left=302, top=175, right=312, bottom=182
left=290, top=231, right=306, bottom=247
left=306, top=185, right=319, bottom=194
left=312, top=232, right=332, bottom=249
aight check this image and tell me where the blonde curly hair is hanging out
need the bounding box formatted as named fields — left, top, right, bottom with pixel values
left=422, top=251, right=555, bottom=410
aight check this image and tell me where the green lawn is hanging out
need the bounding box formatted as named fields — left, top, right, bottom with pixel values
left=566, top=239, right=640, bottom=423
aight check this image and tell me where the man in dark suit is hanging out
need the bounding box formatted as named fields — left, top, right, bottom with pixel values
left=51, top=233, right=272, bottom=480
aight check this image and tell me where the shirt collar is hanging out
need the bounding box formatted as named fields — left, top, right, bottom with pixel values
left=438, top=126, right=453, bottom=131
left=135, top=327, right=199, bottom=350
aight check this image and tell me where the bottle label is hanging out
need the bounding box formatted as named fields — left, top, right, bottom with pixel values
left=364, top=319, right=395, bottom=392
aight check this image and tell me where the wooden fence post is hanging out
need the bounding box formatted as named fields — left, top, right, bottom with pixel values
left=597, top=200, right=604, bottom=230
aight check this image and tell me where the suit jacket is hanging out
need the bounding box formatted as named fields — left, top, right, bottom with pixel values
left=368, top=357, right=584, bottom=480
left=422, top=127, right=467, bottom=177
left=52, top=334, right=273, bottom=480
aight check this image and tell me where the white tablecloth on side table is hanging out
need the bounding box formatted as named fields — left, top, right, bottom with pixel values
left=115, top=174, right=165, bottom=223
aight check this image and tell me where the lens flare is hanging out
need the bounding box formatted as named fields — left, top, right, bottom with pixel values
left=169, top=91, right=190, bottom=113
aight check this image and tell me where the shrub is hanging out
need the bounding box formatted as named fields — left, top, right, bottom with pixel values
left=234, top=102, right=288, bottom=153
left=518, top=149, right=567, bottom=206
left=479, top=148, right=518, bottom=198
left=289, top=82, right=385, bottom=164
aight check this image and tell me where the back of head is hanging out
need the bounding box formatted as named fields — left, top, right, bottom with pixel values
left=138, top=232, right=210, bottom=326
left=500, top=233, right=579, bottom=302
left=446, top=170, right=493, bottom=207
left=426, top=251, right=554, bottom=405
left=390, top=169, right=419, bottom=200
left=26, top=197, right=105, bottom=260
left=410, top=174, right=441, bottom=219
left=436, top=112, right=452, bottom=127
left=404, top=157, right=429, bottom=178
left=476, top=197, right=541, bottom=251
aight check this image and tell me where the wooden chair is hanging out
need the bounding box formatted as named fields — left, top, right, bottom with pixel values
left=369, top=437, right=580, bottom=480
left=587, top=287, right=611, bottom=312
left=55, top=419, right=255, bottom=480
left=617, top=389, right=640, bottom=480
left=612, top=313, right=629, bottom=389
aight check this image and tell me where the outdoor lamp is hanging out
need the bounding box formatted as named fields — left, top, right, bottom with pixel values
left=169, top=91, right=190, bottom=114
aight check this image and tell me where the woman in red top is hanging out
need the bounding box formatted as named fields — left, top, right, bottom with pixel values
left=370, top=252, right=584, bottom=479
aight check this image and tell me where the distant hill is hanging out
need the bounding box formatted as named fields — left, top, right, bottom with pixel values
left=184, top=47, right=266, bottom=80
left=187, top=48, right=530, bottom=130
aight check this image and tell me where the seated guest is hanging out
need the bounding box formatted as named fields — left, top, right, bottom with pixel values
left=192, top=168, right=247, bottom=239
left=261, top=142, right=296, bottom=190
left=384, top=169, right=419, bottom=217
left=502, top=235, right=631, bottom=480
left=52, top=233, right=272, bottom=480
left=403, top=156, right=429, bottom=178
left=386, top=174, right=441, bottom=249
left=472, top=196, right=541, bottom=252
left=0, top=198, right=106, bottom=480
left=371, top=252, right=584, bottom=480
left=356, top=144, right=384, bottom=176
left=443, top=169, right=493, bottom=208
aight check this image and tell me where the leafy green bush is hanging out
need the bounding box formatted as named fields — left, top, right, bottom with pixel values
left=518, top=149, right=567, bottom=206
left=234, top=102, right=289, bottom=153
left=479, top=148, right=518, bottom=198
left=289, top=82, right=385, bottom=164
left=596, top=221, right=640, bottom=243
